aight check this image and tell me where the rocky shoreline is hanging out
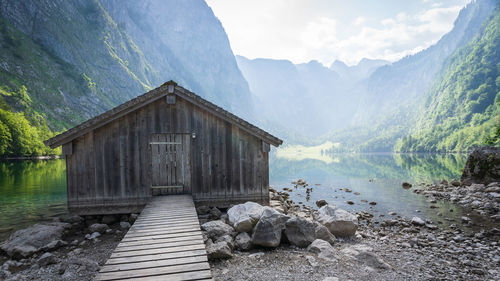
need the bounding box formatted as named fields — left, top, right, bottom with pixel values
left=0, top=214, right=134, bottom=280
left=203, top=186, right=499, bottom=281
left=0, top=186, right=498, bottom=281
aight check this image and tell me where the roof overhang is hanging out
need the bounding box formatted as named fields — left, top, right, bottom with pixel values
left=44, top=81, right=283, bottom=148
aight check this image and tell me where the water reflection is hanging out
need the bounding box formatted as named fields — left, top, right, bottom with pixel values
left=0, top=159, right=67, bottom=241
left=269, top=152, right=491, bottom=229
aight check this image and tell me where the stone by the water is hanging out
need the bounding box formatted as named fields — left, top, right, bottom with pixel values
left=314, top=205, right=358, bottom=237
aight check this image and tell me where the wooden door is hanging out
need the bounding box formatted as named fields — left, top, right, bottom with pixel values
left=150, top=133, right=191, bottom=195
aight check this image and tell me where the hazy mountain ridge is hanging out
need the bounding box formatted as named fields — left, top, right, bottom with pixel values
left=238, top=0, right=498, bottom=152
left=236, top=56, right=384, bottom=136
left=0, top=0, right=253, bottom=156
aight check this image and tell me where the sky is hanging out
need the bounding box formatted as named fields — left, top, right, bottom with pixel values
left=206, top=0, right=471, bottom=66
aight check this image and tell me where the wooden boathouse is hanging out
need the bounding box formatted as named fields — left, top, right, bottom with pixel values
left=45, top=81, right=282, bottom=215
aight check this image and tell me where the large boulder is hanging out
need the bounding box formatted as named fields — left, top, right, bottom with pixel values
left=205, top=239, right=232, bottom=259
left=0, top=222, right=70, bottom=259
left=307, top=239, right=337, bottom=262
left=201, top=220, right=235, bottom=240
left=284, top=217, right=316, bottom=247
left=313, top=205, right=358, bottom=237
left=461, top=146, right=500, bottom=185
left=251, top=207, right=290, bottom=247
left=234, top=232, right=252, bottom=251
left=227, top=202, right=265, bottom=232
left=314, top=223, right=336, bottom=245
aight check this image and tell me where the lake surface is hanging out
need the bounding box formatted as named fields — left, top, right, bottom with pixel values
left=269, top=152, right=471, bottom=226
left=0, top=149, right=491, bottom=241
left=0, top=160, right=67, bottom=241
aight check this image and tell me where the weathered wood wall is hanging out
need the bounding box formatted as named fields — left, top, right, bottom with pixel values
left=65, top=95, right=269, bottom=215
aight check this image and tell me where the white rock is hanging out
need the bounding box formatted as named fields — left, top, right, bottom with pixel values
left=201, top=220, right=235, bottom=240
left=227, top=202, right=265, bottom=232
left=307, top=239, right=337, bottom=262
left=313, top=205, right=358, bottom=237
left=411, top=217, right=425, bottom=226
left=0, top=222, right=70, bottom=259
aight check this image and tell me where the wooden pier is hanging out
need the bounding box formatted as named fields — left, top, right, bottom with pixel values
left=95, top=195, right=213, bottom=281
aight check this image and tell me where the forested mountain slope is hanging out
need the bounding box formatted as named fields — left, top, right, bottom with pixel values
left=396, top=4, right=500, bottom=152
left=0, top=0, right=251, bottom=156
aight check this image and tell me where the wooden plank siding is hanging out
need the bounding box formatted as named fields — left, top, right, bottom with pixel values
left=66, top=96, right=270, bottom=215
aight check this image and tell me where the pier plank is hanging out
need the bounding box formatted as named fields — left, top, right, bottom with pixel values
left=95, top=195, right=212, bottom=280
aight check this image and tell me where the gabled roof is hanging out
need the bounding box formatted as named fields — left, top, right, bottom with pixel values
left=44, top=81, right=283, bottom=148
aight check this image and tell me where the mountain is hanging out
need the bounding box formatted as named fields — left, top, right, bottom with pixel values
left=330, top=58, right=389, bottom=83
left=351, top=0, right=498, bottom=127
left=236, top=56, right=388, bottom=136
left=395, top=3, right=500, bottom=152
left=0, top=0, right=252, bottom=156
left=236, top=56, right=358, bottom=136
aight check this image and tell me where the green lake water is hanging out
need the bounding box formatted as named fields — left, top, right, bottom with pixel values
left=0, top=159, right=67, bottom=241
left=0, top=151, right=495, bottom=242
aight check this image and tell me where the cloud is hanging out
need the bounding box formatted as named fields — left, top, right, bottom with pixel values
left=207, top=0, right=469, bottom=66
left=301, top=17, right=337, bottom=49
left=354, top=16, right=366, bottom=26
left=308, top=4, right=465, bottom=65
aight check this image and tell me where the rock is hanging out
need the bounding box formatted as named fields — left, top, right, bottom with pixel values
left=369, top=201, right=377, bottom=205
left=234, top=232, right=252, bottom=251
left=37, top=252, right=58, bottom=267
left=40, top=239, right=67, bottom=252
left=86, top=232, right=101, bottom=240
left=120, top=215, right=129, bottom=222
left=461, top=216, right=471, bottom=223
left=316, top=200, right=328, bottom=208
left=450, top=179, right=461, bottom=187
left=380, top=220, right=398, bottom=227
left=485, top=185, right=500, bottom=193
left=88, top=223, right=109, bottom=234
left=0, top=222, right=70, bottom=259
left=461, top=146, right=500, bottom=185
left=248, top=252, right=265, bottom=258
left=323, top=278, right=339, bottom=281
left=120, top=222, right=131, bottom=229
left=209, top=207, right=222, bottom=220
left=251, top=207, right=290, bottom=247
left=215, top=235, right=234, bottom=250
left=129, top=213, right=139, bottom=223
left=196, top=205, right=211, bottom=215
left=356, top=251, right=391, bottom=270
left=59, top=215, right=84, bottom=224
left=227, top=202, right=265, bottom=232
left=206, top=239, right=232, bottom=259
left=313, top=205, right=358, bottom=237
left=284, top=217, right=316, bottom=247
left=402, top=182, right=412, bottom=189
left=346, top=200, right=354, bottom=205
left=411, top=217, right=425, bottom=226
left=307, top=239, right=337, bottom=262
left=306, top=255, right=319, bottom=267
left=314, top=224, right=336, bottom=245
left=101, top=215, right=118, bottom=225
left=201, top=220, right=235, bottom=240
